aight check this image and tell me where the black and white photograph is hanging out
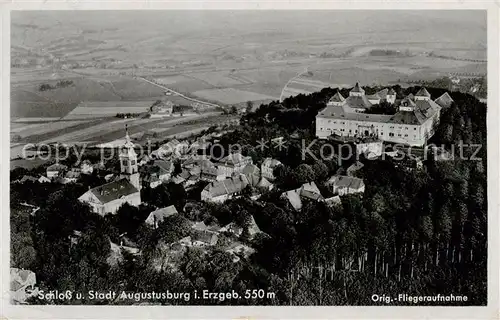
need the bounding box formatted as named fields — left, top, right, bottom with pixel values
left=3, top=2, right=498, bottom=318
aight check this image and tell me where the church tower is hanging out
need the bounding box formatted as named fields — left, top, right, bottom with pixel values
left=119, top=125, right=141, bottom=190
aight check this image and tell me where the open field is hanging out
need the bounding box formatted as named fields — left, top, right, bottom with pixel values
left=12, top=117, right=62, bottom=123
left=192, top=88, right=276, bottom=105
left=186, top=71, right=251, bottom=87
left=11, top=120, right=94, bottom=138
left=62, top=100, right=154, bottom=120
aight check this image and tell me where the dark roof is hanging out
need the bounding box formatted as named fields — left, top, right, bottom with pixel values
left=345, top=95, right=372, bottom=109
left=351, top=82, right=364, bottom=93
left=329, top=91, right=345, bottom=103
left=146, top=205, right=178, bottom=225
left=203, top=175, right=249, bottom=197
left=388, top=88, right=396, bottom=95
left=318, top=94, right=440, bottom=125
left=89, top=178, right=139, bottom=204
left=434, top=92, right=454, bottom=108
left=415, top=87, right=431, bottom=98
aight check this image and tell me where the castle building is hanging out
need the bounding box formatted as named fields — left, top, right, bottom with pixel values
left=78, top=127, right=141, bottom=215
left=316, top=84, right=441, bottom=147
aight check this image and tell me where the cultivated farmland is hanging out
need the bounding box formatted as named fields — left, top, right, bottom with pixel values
left=62, top=101, right=154, bottom=120
left=192, top=88, right=276, bottom=105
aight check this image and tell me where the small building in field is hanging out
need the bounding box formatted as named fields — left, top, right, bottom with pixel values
left=150, top=100, right=174, bottom=117
left=145, top=205, right=178, bottom=229
left=326, top=175, right=365, bottom=196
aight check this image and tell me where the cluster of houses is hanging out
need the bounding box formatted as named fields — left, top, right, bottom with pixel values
left=13, top=160, right=96, bottom=185
left=98, top=202, right=262, bottom=269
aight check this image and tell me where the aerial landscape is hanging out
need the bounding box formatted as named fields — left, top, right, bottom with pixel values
left=9, top=10, right=489, bottom=310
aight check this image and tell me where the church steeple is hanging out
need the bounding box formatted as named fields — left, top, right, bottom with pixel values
left=119, top=125, right=140, bottom=189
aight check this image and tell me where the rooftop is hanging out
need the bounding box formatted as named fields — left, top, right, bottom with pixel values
left=327, top=175, right=364, bottom=190
left=146, top=205, right=178, bottom=226
left=203, top=175, right=249, bottom=198
left=434, top=92, right=454, bottom=108
left=318, top=94, right=441, bottom=125
left=415, top=87, right=431, bottom=98
left=351, top=82, right=364, bottom=93
left=88, top=178, right=139, bottom=204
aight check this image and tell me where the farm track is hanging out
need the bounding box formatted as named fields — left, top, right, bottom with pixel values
left=85, top=113, right=223, bottom=145
left=137, top=76, right=223, bottom=109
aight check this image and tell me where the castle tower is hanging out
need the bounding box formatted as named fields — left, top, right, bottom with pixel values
left=119, top=125, right=141, bottom=190
left=415, top=87, right=431, bottom=101
left=327, top=91, right=346, bottom=107
left=386, top=88, right=396, bottom=104
left=349, top=82, right=365, bottom=97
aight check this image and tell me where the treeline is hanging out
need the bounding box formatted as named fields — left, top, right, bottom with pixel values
left=116, top=113, right=144, bottom=119
left=39, top=80, right=74, bottom=91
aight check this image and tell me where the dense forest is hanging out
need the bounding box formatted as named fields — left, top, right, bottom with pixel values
left=10, top=84, right=487, bottom=305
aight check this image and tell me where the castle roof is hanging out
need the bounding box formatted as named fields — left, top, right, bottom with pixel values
left=345, top=95, right=372, bottom=109
left=317, top=94, right=441, bottom=125
left=415, top=87, right=431, bottom=98
left=351, top=82, right=364, bottom=93
left=434, top=92, right=454, bottom=108
left=329, top=91, right=346, bottom=103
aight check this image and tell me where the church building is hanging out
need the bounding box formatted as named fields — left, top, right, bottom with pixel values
left=78, top=127, right=141, bottom=216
